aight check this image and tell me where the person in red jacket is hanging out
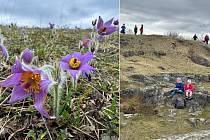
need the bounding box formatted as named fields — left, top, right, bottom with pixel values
left=184, top=79, right=194, bottom=99
left=140, top=24, right=143, bottom=35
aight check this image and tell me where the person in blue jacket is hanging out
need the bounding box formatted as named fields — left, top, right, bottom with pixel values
left=121, top=24, right=126, bottom=34
left=170, top=77, right=184, bottom=97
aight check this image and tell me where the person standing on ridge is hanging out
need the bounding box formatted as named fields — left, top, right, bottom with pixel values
left=140, top=24, right=143, bottom=35
left=192, top=34, right=198, bottom=41
left=134, top=25, right=138, bottom=35
left=204, top=34, right=209, bottom=44
left=121, top=24, right=126, bottom=34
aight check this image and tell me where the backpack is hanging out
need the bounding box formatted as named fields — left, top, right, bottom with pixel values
left=174, top=96, right=186, bottom=109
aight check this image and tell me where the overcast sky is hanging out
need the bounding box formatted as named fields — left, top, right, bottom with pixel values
left=0, top=0, right=119, bottom=28
left=121, top=0, right=210, bottom=38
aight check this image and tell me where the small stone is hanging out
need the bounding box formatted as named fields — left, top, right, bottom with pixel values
left=189, top=111, right=202, bottom=117
left=124, top=114, right=134, bottom=119
left=204, top=119, right=210, bottom=125
left=199, top=118, right=205, bottom=122
left=188, top=118, right=197, bottom=127
left=133, top=113, right=138, bottom=117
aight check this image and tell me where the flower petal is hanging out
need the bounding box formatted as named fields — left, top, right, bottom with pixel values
left=104, top=18, right=113, bottom=26
left=60, top=61, right=69, bottom=70
left=34, top=91, right=49, bottom=118
left=97, top=16, right=104, bottom=30
left=80, top=64, right=96, bottom=74
left=67, top=69, right=78, bottom=80
left=83, top=39, right=92, bottom=48
left=0, top=73, right=21, bottom=87
left=11, top=59, right=24, bottom=73
left=40, top=79, right=52, bottom=93
left=81, top=52, right=94, bottom=64
left=21, top=48, right=33, bottom=64
left=71, top=52, right=82, bottom=59
left=83, top=35, right=88, bottom=40
left=104, top=26, right=117, bottom=35
left=8, top=86, right=31, bottom=104
left=61, top=54, right=72, bottom=63
left=113, top=19, right=119, bottom=25
left=0, top=44, right=9, bottom=61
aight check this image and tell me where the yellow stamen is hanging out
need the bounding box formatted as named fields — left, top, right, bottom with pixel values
left=69, top=58, right=81, bottom=69
left=20, top=72, right=41, bottom=93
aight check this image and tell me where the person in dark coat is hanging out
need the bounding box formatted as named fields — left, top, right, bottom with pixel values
left=192, top=34, right=198, bottom=41
left=121, top=24, right=126, bottom=34
left=204, top=34, right=209, bottom=44
left=134, top=25, right=138, bottom=35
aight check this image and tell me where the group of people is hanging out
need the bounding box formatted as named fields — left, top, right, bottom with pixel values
left=192, top=34, right=209, bottom=44
left=170, top=77, right=194, bottom=100
left=134, top=25, right=143, bottom=35
left=120, top=24, right=144, bottom=35
left=120, top=24, right=210, bottom=45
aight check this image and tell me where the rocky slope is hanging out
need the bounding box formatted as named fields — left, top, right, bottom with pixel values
left=120, top=35, right=210, bottom=140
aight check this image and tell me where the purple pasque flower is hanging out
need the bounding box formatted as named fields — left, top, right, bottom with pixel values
left=113, top=19, right=119, bottom=26
left=60, top=52, right=96, bottom=80
left=49, top=22, right=55, bottom=29
left=92, top=19, right=97, bottom=26
left=0, top=44, right=9, bottom=61
left=21, top=48, right=33, bottom=64
left=80, top=36, right=93, bottom=48
left=97, top=16, right=117, bottom=36
left=0, top=59, right=52, bottom=118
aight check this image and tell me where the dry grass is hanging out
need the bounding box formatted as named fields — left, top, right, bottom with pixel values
left=120, top=106, right=210, bottom=140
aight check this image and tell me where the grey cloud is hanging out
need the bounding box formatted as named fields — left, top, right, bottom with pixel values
left=0, top=0, right=119, bottom=28
left=121, top=0, right=210, bottom=37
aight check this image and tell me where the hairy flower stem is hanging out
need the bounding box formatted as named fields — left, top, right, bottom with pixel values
left=53, top=85, right=58, bottom=117
left=66, top=80, right=72, bottom=110
left=53, top=82, right=64, bottom=118
left=56, top=85, right=62, bottom=118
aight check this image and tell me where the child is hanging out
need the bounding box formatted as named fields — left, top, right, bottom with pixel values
left=184, top=79, right=194, bottom=99
left=170, top=77, right=184, bottom=97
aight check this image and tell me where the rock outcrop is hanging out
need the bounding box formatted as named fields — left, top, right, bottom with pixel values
left=121, top=73, right=210, bottom=111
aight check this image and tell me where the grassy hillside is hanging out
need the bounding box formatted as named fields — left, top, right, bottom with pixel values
left=0, top=25, right=119, bottom=140
left=120, top=34, right=210, bottom=89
